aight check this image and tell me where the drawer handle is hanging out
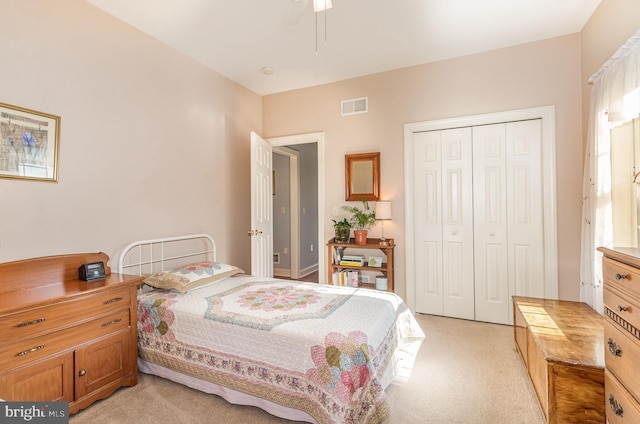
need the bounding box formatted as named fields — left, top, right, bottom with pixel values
left=16, top=345, right=45, bottom=357
left=616, top=305, right=629, bottom=312
left=609, top=394, right=624, bottom=417
left=615, top=273, right=629, bottom=281
left=608, top=338, right=622, bottom=357
left=16, top=318, right=46, bottom=328
left=101, top=318, right=122, bottom=327
left=78, top=369, right=86, bottom=377
left=104, top=296, right=124, bottom=305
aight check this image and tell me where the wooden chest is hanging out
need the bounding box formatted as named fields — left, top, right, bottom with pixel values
left=513, top=296, right=605, bottom=423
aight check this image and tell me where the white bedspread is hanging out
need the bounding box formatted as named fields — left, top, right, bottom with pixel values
left=137, top=275, right=424, bottom=424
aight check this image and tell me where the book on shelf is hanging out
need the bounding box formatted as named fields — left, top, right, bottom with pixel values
left=339, top=260, right=363, bottom=267
left=332, top=270, right=359, bottom=287
left=339, top=254, right=365, bottom=266
left=342, top=254, right=365, bottom=261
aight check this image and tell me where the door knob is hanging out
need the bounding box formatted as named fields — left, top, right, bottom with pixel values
left=78, top=369, right=87, bottom=377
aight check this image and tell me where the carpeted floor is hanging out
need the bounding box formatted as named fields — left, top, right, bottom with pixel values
left=70, top=314, right=545, bottom=424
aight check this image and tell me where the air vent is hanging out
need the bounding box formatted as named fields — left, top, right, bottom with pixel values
left=341, top=97, right=368, bottom=116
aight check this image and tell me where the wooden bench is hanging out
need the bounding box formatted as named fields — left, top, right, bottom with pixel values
left=513, top=296, right=605, bottom=424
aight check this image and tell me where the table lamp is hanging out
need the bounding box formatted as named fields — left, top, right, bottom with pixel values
left=375, top=201, right=392, bottom=245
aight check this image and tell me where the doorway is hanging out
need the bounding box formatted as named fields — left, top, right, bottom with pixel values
left=268, top=132, right=325, bottom=284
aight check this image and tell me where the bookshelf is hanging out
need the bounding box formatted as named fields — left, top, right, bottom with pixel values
left=326, top=237, right=394, bottom=292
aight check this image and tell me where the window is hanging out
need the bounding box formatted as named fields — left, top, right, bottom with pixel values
left=610, top=117, right=640, bottom=247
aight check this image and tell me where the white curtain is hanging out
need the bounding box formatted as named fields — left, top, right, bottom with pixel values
left=581, top=29, right=640, bottom=313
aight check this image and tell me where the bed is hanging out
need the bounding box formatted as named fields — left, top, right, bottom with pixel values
left=118, top=234, right=424, bottom=424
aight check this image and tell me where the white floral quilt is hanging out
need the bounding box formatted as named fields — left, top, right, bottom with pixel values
left=137, top=275, right=425, bottom=424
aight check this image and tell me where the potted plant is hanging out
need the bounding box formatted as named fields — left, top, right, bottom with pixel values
left=332, top=218, right=352, bottom=243
left=343, top=199, right=376, bottom=245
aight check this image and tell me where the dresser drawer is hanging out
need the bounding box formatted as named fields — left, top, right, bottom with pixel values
left=0, top=309, right=130, bottom=371
left=605, top=370, right=640, bottom=424
left=603, top=257, right=640, bottom=304
left=604, top=287, right=640, bottom=333
left=0, top=287, right=131, bottom=345
left=605, top=317, right=640, bottom=401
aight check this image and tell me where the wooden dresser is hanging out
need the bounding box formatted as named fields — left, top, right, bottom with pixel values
left=0, top=252, right=143, bottom=414
left=598, top=247, right=640, bottom=423
left=513, top=296, right=605, bottom=423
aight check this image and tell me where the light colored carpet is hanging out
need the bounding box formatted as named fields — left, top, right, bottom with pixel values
left=70, top=314, right=545, bottom=423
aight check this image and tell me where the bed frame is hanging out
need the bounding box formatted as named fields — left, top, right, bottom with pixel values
left=117, top=234, right=317, bottom=423
left=117, top=234, right=215, bottom=276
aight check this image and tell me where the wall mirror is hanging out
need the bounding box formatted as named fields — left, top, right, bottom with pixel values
left=345, top=152, right=380, bottom=201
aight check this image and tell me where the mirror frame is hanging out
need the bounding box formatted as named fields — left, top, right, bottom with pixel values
left=345, top=152, right=380, bottom=201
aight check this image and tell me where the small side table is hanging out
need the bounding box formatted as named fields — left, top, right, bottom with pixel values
left=327, top=237, right=395, bottom=292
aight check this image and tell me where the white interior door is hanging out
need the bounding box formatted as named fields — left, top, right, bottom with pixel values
left=412, top=128, right=474, bottom=319
left=473, top=120, right=545, bottom=324
left=505, top=120, right=545, bottom=302
left=472, top=124, right=509, bottom=324
left=441, top=128, right=475, bottom=319
left=409, top=117, right=547, bottom=325
left=250, top=132, right=273, bottom=277
left=413, top=130, right=443, bottom=315
left=404, top=107, right=558, bottom=324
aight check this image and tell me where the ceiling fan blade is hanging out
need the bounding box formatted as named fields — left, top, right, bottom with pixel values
left=283, top=0, right=310, bottom=25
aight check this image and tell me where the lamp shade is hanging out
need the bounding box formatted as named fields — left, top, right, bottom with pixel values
left=375, top=201, right=392, bottom=220
left=313, top=0, right=333, bottom=12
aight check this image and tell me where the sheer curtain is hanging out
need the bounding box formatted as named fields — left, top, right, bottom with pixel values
left=581, top=29, right=640, bottom=313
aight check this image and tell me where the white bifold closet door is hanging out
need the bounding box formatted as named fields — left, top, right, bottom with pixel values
left=413, top=119, right=544, bottom=324
left=413, top=127, right=475, bottom=320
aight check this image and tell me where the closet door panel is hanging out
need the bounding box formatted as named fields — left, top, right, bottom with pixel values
left=473, top=124, right=509, bottom=324
left=507, top=120, right=545, bottom=300
left=441, top=128, right=474, bottom=319
left=413, top=131, right=443, bottom=314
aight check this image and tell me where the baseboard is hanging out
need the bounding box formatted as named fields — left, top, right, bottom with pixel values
left=273, top=268, right=291, bottom=278
left=299, top=264, right=318, bottom=278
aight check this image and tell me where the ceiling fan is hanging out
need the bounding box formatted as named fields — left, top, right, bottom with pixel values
left=284, top=0, right=333, bottom=25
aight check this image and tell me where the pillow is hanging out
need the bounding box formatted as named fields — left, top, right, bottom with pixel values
left=143, top=261, right=243, bottom=293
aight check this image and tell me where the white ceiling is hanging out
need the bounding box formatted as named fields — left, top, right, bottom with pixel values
left=86, top=0, right=601, bottom=96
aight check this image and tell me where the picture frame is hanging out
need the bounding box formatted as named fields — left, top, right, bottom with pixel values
left=367, top=256, right=383, bottom=267
left=0, top=102, right=61, bottom=182
left=345, top=152, right=380, bottom=201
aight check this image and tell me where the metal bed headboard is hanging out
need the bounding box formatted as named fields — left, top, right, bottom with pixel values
left=117, top=234, right=216, bottom=276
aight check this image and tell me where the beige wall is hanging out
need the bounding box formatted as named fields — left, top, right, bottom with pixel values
left=3, top=0, right=638, bottom=304
left=0, top=0, right=261, bottom=270
left=263, top=35, right=584, bottom=300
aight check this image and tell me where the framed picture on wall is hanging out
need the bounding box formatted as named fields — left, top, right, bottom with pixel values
left=0, top=102, right=61, bottom=182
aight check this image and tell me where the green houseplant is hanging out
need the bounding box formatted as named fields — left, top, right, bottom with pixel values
left=342, top=199, right=376, bottom=245
left=332, top=218, right=352, bottom=243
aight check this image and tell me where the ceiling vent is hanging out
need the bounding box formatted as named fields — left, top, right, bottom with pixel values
left=341, top=97, right=368, bottom=116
